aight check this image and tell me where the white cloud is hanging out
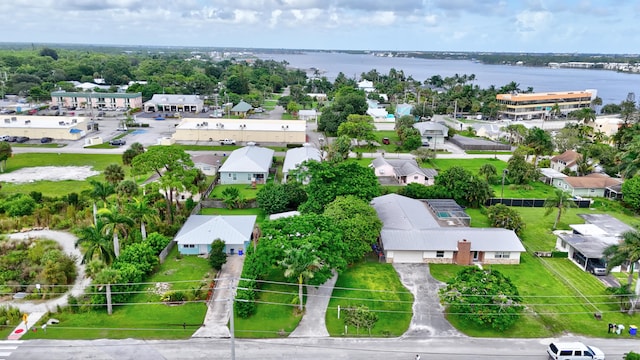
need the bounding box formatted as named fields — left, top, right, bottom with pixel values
left=515, top=10, right=552, bottom=35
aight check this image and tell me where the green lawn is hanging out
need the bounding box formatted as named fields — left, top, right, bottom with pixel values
left=208, top=184, right=264, bottom=201
left=1, top=153, right=125, bottom=196
left=233, top=268, right=303, bottom=338
left=431, top=203, right=640, bottom=337
left=199, top=207, right=266, bottom=225
left=325, top=257, right=413, bottom=337
left=428, top=158, right=507, bottom=173
left=22, top=246, right=211, bottom=340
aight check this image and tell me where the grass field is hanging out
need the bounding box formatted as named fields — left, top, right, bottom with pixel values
left=22, top=246, right=210, bottom=340
left=325, top=257, right=413, bottom=337
left=233, top=268, right=303, bottom=338
left=208, top=184, right=263, bottom=201
left=1, top=153, right=124, bottom=196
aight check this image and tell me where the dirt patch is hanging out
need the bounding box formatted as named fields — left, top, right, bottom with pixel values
left=0, top=166, right=99, bottom=183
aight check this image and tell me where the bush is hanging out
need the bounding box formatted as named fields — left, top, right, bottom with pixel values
left=551, top=251, right=568, bottom=258
left=625, top=352, right=640, bottom=360
left=208, top=239, right=227, bottom=270
left=235, top=286, right=257, bottom=318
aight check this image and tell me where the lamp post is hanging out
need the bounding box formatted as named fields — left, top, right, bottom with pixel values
left=501, top=169, right=509, bottom=201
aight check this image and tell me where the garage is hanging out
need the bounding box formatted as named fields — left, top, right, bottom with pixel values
left=391, top=250, right=424, bottom=263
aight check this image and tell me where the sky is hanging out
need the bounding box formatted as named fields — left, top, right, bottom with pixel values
left=1, top=0, right=639, bottom=54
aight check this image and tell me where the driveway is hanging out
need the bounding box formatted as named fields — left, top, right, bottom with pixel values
left=393, top=263, right=462, bottom=338
left=288, top=272, right=337, bottom=337
left=192, top=254, right=245, bottom=338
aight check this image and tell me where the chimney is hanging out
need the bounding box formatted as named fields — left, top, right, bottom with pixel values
left=456, top=239, right=472, bottom=265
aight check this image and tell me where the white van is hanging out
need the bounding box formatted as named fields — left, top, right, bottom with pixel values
left=547, top=342, right=605, bottom=360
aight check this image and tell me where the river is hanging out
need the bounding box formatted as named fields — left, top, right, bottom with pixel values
left=256, top=52, right=640, bottom=105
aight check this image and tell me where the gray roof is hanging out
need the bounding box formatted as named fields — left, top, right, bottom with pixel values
left=218, top=146, right=275, bottom=173
left=174, top=215, right=256, bottom=246
left=231, top=100, right=252, bottom=112
left=556, top=233, right=614, bottom=258
left=371, top=193, right=524, bottom=252
left=370, top=158, right=437, bottom=178
left=282, top=145, right=321, bottom=174
left=578, top=213, right=634, bottom=237
left=145, top=94, right=202, bottom=105
left=371, top=193, right=440, bottom=230
left=382, top=228, right=525, bottom=252
left=413, top=122, right=448, bottom=135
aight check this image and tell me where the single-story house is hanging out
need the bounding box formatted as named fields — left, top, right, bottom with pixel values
left=218, top=144, right=275, bottom=184
left=413, top=122, right=448, bottom=150
left=473, top=123, right=506, bottom=141
left=230, top=100, right=253, bottom=116
left=370, top=157, right=437, bottom=185
left=357, top=80, right=375, bottom=92
left=298, top=109, right=318, bottom=122
left=555, top=213, right=634, bottom=273
left=174, top=214, right=257, bottom=255
left=144, top=94, right=203, bottom=113
left=191, top=154, right=221, bottom=176
left=552, top=173, right=623, bottom=197
left=282, top=144, right=322, bottom=182
left=366, top=108, right=390, bottom=122
left=550, top=150, right=581, bottom=173
left=371, top=194, right=525, bottom=264
left=539, top=168, right=568, bottom=185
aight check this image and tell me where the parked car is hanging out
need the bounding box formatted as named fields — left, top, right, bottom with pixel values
left=586, top=259, right=608, bottom=276
left=382, top=137, right=390, bottom=145
left=15, top=136, right=30, bottom=143
left=219, top=139, right=236, bottom=145
left=547, top=342, right=604, bottom=360
left=27, top=109, right=38, bottom=115
left=7, top=136, right=17, bottom=142
left=40, top=137, right=53, bottom=143
left=109, top=139, right=126, bottom=146
left=0, top=135, right=10, bottom=141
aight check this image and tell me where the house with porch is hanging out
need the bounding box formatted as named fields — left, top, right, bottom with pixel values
left=218, top=144, right=274, bottom=184
left=554, top=214, right=634, bottom=274
left=552, top=173, right=623, bottom=197
left=174, top=215, right=257, bottom=255
left=413, top=122, right=448, bottom=150
left=370, top=157, right=437, bottom=185
left=371, top=194, right=525, bottom=264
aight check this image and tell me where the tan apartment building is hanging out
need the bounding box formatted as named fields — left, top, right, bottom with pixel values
left=51, top=91, right=143, bottom=111
left=496, top=90, right=597, bottom=120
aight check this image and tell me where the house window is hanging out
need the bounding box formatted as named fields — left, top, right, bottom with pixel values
left=561, top=240, right=566, bottom=248
left=228, top=173, right=231, bottom=177
left=184, top=244, right=195, bottom=248
left=436, top=251, right=444, bottom=258
left=233, top=174, right=236, bottom=180
left=495, top=252, right=510, bottom=259
left=590, top=189, right=595, bottom=192
left=248, top=174, right=251, bottom=180
left=414, top=176, right=419, bottom=180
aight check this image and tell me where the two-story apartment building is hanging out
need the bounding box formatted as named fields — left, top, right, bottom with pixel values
left=51, top=91, right=143, bottom=111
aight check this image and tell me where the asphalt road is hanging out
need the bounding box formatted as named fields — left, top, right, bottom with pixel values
left=9, top=336, right=639, bottom=360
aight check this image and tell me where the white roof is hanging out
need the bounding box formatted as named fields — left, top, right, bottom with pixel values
left=175, top=118, right=306, bottom=131
left=414, top=122, right=448, bottom=135
left=0, top=115, right=88, bottom=129
left=269, top=211, right=301, bottom=220
left=218, top=145, right=275, bottom=173
left=145, top=94, right=202, bottom=105
left=282, top=145, right=321, bottom=174
left=371, top=194, right=525, bottom=253
left=539, top=168, right=567, bottom=178
left=298, top=109, right=317, bottom=116
left=174, top=215, right=256, bottom=246
left=367, top=108, right=388, bottom=117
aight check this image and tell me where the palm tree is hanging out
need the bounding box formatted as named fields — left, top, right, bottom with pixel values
left=104, top=163, right=125, bottom=186
left=98, top=206, right=134, bottom=257
left=278, top=244, right=323, bottom=312
left=524, top=127, right=553, bottom=165
left=543, top=189, right=577, bottom=230
left=478, top=164, right=497, bottom=183
left=604, top=230, right=640, bottom=286
left=550, top=103, right=561, bottom=119
left=75, top=220, right=115, bottom=266
left=572, top=107, right=596, bottom=123
left=89, top=180, right=115, bottom=207
left=126, top=197, right=158, bottom=240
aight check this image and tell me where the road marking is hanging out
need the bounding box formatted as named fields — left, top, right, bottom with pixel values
left=0, top=339, right=23, bottom=358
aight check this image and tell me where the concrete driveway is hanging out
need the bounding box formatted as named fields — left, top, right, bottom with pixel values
left=393, top=263, right=462, bottom=338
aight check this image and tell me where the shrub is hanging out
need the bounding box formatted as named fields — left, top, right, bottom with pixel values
left=551, top=251, right=568, bottom=258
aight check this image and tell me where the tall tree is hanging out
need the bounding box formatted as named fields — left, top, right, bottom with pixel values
left=97, top=206, right=134, bottom=257
left=75, top=220, right=116, bottom=265
left=524, top=127, right=553, bottom=165
left=478, top=163, right=497, bottom=183
left=104, top=163, right=125, bottom=186
left=278, top=243, right=324, bottom=311
left=89, top=180, right=115, bottom=207
left=543, top=189, right=576, bottom=230
left=0, top=142, right=11, bottom=172
left=603, top=230, right=640, bottom=314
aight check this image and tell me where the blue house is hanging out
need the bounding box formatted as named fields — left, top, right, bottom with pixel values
left=218, top=144, right=275, bottom=184
left=174, top=215, right=257, bottom=255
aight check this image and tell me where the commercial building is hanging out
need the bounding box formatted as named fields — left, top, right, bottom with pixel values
left=0, top=115, right=88, bottom=140
left=172, top=118, right=306, bottom=144
left=50, top=91, right=143, bottom=111
left=496, top=90, right=597, bottom=120
left=143, top=94, right=203, bottom=113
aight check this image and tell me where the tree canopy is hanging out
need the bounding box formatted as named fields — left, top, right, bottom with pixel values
left=433, top=166, right=493, bottom=207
